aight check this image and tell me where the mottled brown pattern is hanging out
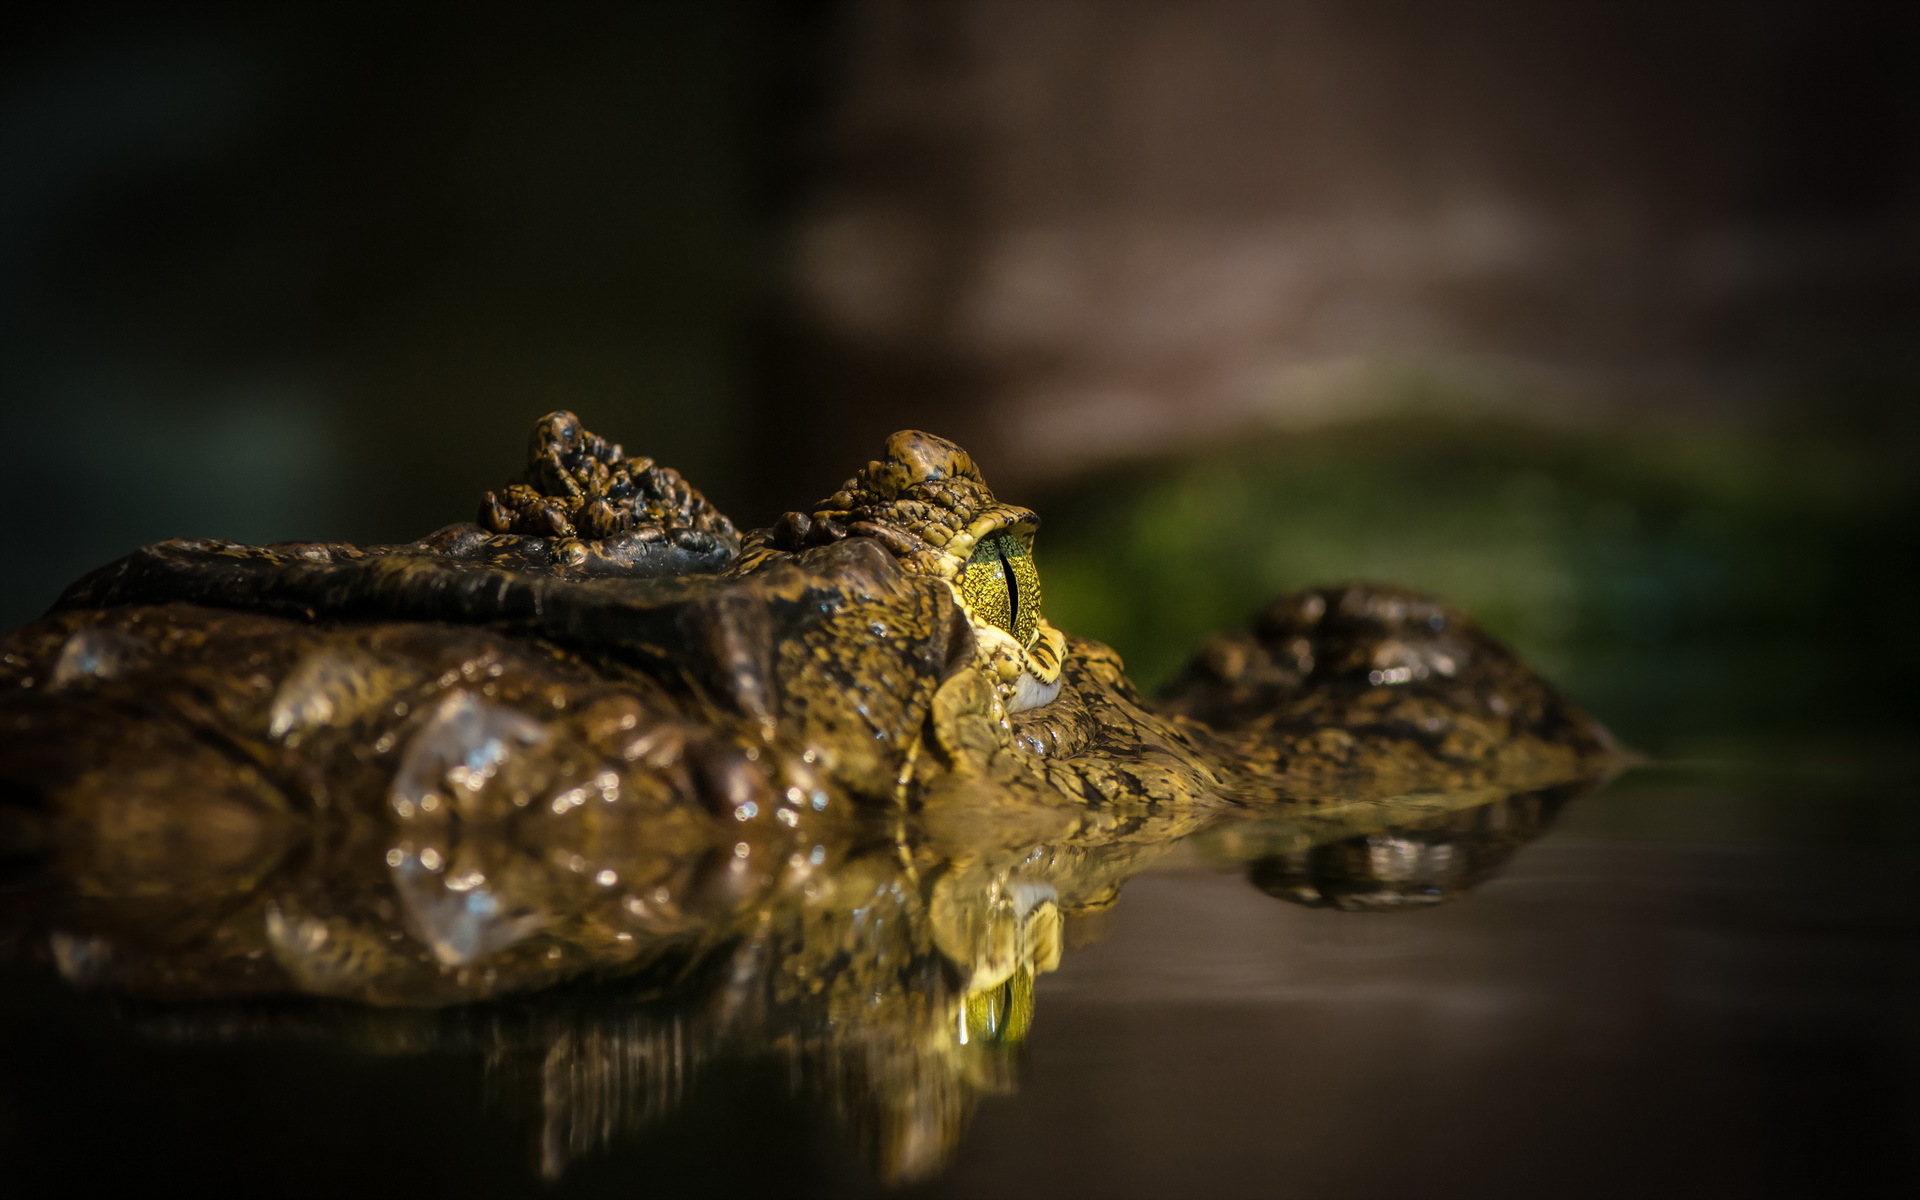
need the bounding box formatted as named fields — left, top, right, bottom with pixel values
left=4, top=409, right=1619, bottom=838
left=0, top=411, right=1625, bottom=1180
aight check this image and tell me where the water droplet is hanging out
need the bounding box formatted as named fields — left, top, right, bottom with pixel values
left=391, top=691, right=547, bottom=820
left=267, top=648, right=382, bottom=739
left=48, top=931, right=116, bottom=985
left=389, top=854, right=545, bottom=967
left=50, top=629, right=139, bottom=689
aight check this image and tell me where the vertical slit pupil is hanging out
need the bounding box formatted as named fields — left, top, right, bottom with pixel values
left=997, top=541, right=1019, bottom=622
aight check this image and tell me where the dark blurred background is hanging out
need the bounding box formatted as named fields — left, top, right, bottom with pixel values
left=3, top=0, right=1916, bottom=756
left=5, top=6, right=1920, bottom=1196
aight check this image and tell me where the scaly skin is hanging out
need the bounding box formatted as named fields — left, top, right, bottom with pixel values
left=0, top=411, right=1624, bottom=1181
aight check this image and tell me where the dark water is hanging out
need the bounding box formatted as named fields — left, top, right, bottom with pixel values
left=2, top=745, right=1914, bottom=1199
left=2, top=419, right=1915, bottom=1196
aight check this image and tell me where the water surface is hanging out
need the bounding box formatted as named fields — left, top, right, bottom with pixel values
left=3, top=743, right=1913, bottom=1198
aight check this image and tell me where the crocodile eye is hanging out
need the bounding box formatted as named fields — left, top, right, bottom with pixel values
left=962, top=968, right=1035, bottom=1046
left=960, top=533, right=1041, bottom=645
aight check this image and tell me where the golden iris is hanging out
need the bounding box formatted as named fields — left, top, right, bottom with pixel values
left=963, top=969, right=1035, bottom=1045
left=960, top=532, right=1041, bottom=646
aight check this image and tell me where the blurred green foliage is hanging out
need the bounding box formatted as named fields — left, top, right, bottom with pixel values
left=1033, top=415, right=1918, bottom=755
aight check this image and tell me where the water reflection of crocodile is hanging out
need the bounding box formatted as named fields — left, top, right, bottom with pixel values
left=0, top=413, right=1621, bottom=1181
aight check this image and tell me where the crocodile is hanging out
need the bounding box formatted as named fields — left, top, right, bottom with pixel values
left=0, top=411, right=1621, bottom=1179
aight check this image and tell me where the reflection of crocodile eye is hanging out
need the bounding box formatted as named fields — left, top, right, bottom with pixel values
left=962, top=969, right=1035, bottom=1045
left=961, top=533, right=1041, bottom=646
